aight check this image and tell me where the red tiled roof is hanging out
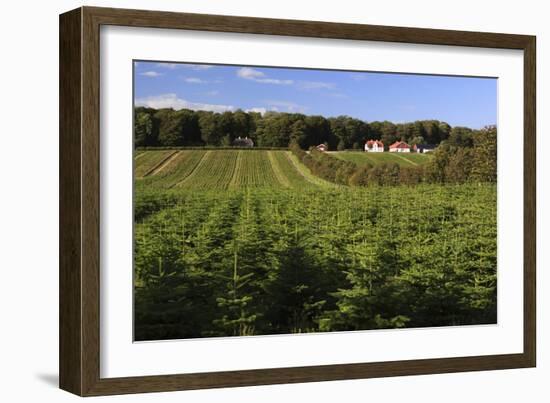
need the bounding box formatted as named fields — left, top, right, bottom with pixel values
left=389, top=141, right=410, bottom=149
left=366, top=139, right=384, bottom=147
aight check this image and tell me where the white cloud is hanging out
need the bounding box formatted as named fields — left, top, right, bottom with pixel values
left=237, top=67, right=264, bottom=79
left=155, top=63, right=214, bottom=70
left=260, top=78, right=294, bottom=85
left=205, top=90, right=220, bottom=96
left=140, top=71, right=163, bottom=78
left=190, top=64, right=214, bottom=70
left=330, top=93, right=349, bottom=99
left=237, top=67, right=293, bottom=85
left=184, top=77, right=207, bottom=84
left=349, top=73, right=368, bottom=81
left=298, top=81, right=335, bottom=90
left=245, top=107, right=268, bottom=114
left=155, top=63, right=179, bottom=69
left=182, top=77, right=222, bottom=84
left=265, top=100, right=307, bottom=113
left=236, top=68, right=335, bottom=89
left=135, top=93, right=234, bottom=113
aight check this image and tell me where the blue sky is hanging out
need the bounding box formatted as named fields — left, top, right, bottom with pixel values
left=134, top=61, right=497, bottom=129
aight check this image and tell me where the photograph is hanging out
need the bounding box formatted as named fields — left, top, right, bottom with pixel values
left=133, top=60, right=497, bottom=342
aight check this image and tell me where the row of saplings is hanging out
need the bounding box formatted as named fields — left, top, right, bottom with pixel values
left=290, top=126, right=497, bottom=186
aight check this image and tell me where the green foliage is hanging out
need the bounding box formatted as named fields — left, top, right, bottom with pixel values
left=424, top=146, right=452, bottom=183
left=332, top=151, right=430, bottom=168
left=198, top=112, right=222, bottom=145
left=134, top=149, right=332, bottom=192
left=134, top=111, right=155, bottom=146
left=349, top=164, right=373, bottom=186
left=289, top=119, right=307, bottom=147
left=134, top=180, right=497, bottom=340
left=135, top=107, right=461, bottom=151
left=154, top=109, right=201, bottom=146
left=470, top=126, right=497, bottom=183
left=447, top=126, right=474, bottom=148
left=290, top=145, right=427, bottom=187
left=445, top=147, right=474, bottom=183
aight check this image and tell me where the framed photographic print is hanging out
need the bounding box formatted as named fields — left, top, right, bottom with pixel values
left=59, top=6, right=536, bottom=396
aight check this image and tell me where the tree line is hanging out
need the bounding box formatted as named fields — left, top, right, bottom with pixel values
left=135, top=106, right=482, bottom=150
left=292, top=125, right=497, bottom=186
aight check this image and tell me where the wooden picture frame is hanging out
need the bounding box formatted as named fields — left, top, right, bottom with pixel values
left=59, top=6, right=536, bottom=396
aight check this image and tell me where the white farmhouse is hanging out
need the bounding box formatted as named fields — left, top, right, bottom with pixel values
left=364, top=139, right=384, bottom=152
left=316, top=143, right=328, bottom=152
left=389, top=141, right=411, bottom=153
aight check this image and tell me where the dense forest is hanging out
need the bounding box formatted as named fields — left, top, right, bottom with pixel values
left=134, top=107, right=483, bottom=150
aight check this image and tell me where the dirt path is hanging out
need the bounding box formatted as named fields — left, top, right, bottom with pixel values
left=285, top=152, right=338, bottom=188
left=267, top=151, right=291, bottom=188
left=391, top=153, right=418, bottom=166
left=228, top=151, right=244, bottom=189
left=142, top=151, right=180, bottom=177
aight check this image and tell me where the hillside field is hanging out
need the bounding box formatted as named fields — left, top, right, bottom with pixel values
left=330, top=151, right=432, bottom=167
left=134, top=149, right=497, bottom=341
left=135, top=149, right=336, bottom=191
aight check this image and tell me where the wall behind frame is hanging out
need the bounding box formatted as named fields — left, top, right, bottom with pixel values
left=0, top=0, right=546, bottom=402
